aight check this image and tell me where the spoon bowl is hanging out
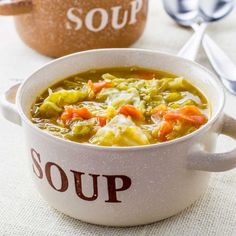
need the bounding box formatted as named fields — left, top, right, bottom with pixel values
left=200, top=0, right=234, bottom=22
left=163, top=0, right=234, bottom=26
left=163, top=0, right=200, bottom=26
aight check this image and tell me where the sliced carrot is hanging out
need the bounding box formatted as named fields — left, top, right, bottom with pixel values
left=61, top=107, right=92, bottom=123
left=119, top=105, right=144, bottom=121
left=157, top=105, right=207, bottom=126
left=73, top=107, right=92, bottom=119
left=88, top=80, right=112, bottom=93
left=164, top=112, right=206, bottom=125
left=61, top=107, right=74, bottom=122
left=178, top=105, right=202, bottom=116
left=96, top=116, right=107, bottom=127
left=136, top=71, right=156, bottom=80
left=158, top=121, right=173, bottom=141
left=188, top=115, right=207, bottom=125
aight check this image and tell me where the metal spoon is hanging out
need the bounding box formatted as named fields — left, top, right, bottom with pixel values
left=200, top=0, right=234, bottom=22
left=163, top=0, right=236, bottom=94
left=163, top=0, right=207, bottom=60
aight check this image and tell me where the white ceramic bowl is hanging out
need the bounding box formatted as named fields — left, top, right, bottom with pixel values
left=1, top=49, right=236, bottom=227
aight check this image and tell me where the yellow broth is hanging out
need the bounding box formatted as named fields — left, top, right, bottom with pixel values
left=31, top=67, right=209, bottom=146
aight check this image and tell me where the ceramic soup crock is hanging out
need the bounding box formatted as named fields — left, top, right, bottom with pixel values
left=0, top=0, right=148, bottom=57
left=1, top=49, right=236, bottom=227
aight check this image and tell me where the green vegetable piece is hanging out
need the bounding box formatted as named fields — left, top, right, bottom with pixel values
left=90, top=130, right=116, bottom=146
left=116, top=83, right=129, bottom=90
left=186, top=126, right=197, bottom=134
left=167, top=77, right=189, bottom=91
left=181, top=99, right=208, bottom=109
left=102, top=73, right=118, bottom=81
left=138, top=100, right=146, bottom=114
left=39, top=101, right=62, bottom=118
left=171, top=99, right=207, bottom=109
left=169, top=103, right=181, bottom=109
left=157, top=78, right=174, bottom=93
left=46, top=88, right=88, bottom=106
left=36, top=122, right=69, bottom=134
left=72, top=119, right=95, bottom=136
left=165, top=92, right=183, bottom=102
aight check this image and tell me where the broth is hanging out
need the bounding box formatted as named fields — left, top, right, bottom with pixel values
left=31, top=67, right=209, bottom=146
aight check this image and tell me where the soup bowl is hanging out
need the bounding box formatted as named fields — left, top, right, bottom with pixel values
left=1, top=49, right=236, bottom=227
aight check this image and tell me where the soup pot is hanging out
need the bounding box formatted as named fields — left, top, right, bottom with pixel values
left=1, top=49, right=236, bottom=227
left=0, top=0, right=148, bottom=57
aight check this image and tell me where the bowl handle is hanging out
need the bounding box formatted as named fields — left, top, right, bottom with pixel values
left=0, top=83, right=21, bottom=126
left=0, top=0, right=32, bottom=16
left=187, top=114, right=236, bottom=172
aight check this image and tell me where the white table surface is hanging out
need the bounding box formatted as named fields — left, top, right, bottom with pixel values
left=1, top=1, right=236, bottom=235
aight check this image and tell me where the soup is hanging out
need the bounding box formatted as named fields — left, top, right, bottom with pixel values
left=31, top=67, right=209, bottom=146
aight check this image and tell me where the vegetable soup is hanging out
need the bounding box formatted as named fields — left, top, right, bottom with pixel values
left=31, top=67, right=209, bottom=146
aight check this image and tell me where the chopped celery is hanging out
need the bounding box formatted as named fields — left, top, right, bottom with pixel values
left=102, top=73, right=118, bottom=81
left=165, top=92, right=183, bottom=102
left=171, top=99, right=207, bottom=109
left=36, top=123, right=69, bottom=134
left=169, top=103, right=181, bottom=109
left=167, top=77, right=189, bottom=91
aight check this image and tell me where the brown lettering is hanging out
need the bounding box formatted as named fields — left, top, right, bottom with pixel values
left=71, top=171, right=99, bottom=201
left=103, top=175, right=131, bottom=203
left=31, top=148, right=43, bottom=179
left=45, top=162, right=68, bottom=192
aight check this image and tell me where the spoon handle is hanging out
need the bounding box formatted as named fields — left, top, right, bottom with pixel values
left=178, top=23, right=207, bottom=61
left=202, top=35, right=236, bottom=81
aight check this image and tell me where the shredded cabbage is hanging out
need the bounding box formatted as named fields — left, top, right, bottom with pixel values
left=39, top=87, right=88, bottom=117
left=105, top=88, right=141, bottom=109
left=90, top=115, right=149, bottom=146
left=72, top=119, right=96, bottom=136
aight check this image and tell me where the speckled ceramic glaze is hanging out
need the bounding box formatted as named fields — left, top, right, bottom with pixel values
left=1, top=49, right=236, bottom=227
left=0, top=0, right=148, bottom=57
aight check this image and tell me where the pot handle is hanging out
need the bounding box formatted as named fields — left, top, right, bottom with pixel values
left=0, top=0, right=32, bottom=16
left=0, top=83, right=21, bottom=126
left=187, top=114, right=236, bottom=172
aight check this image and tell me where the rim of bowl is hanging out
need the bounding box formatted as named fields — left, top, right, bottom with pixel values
left=16, top=48, right=225, bottom=152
